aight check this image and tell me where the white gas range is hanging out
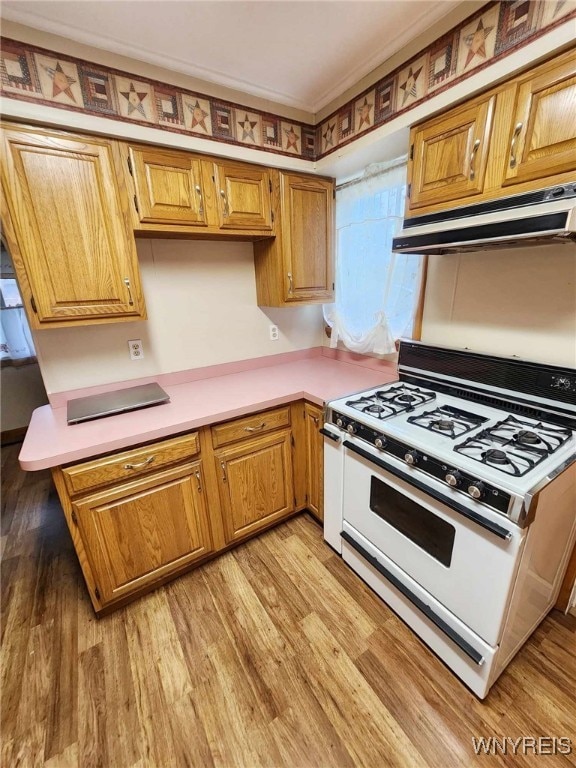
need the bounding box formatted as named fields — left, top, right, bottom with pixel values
left=323, top=341, right=576, bottom=698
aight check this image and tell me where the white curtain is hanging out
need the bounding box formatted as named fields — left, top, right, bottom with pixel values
left=0, top=278, right=36, bottom=363
left=324, top=157, right=424, bottom=355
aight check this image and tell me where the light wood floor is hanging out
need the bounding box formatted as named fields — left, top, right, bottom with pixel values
left=2, top=443, right=576, bottom=768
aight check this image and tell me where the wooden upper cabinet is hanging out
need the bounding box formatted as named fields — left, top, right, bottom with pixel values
left=213, top=161, right=272, bottom=230
left=214, top=430, right=294, bottom=544
left=282, top=174, right=334, bottom=302
left=71, top=461, right=213, bottom=605
left=129, top=145, right=208, bottom=226
left=409, top=95, right=495, bottom=210
left=254, top=171, right=334, bottom=306
left=0, top=124, right=145, bottom=327
left=501, top=55, right=576, bottom=187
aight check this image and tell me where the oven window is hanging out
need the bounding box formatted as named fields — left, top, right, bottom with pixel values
left=370, top=476, right=455, bottom=567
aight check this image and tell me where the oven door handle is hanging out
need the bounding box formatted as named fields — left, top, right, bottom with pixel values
left=320, top=427, right=341, bottom=443
left=342, top=440, right=513, bottom=541
left=341, top=531, right=485, bottom=666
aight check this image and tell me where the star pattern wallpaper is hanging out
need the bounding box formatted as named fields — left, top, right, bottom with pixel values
left=1, top=0, right=574, bottom=161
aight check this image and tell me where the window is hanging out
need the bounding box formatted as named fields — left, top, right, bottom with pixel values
left=324, top=158, right=425, bottom=355
left=1, top=243, right=36, bottom=366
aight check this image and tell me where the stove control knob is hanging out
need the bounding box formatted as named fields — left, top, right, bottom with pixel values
left=445, top=470, right=462, bottom=487
left=374, top=437, right=385, bottom=449
left=468, top=481, right=485, bottom=500
left=347, top=423, right=356, bottom=434
left=404, top=450, right=419, bottom=465
left=336, top=418, right=343, bottom=428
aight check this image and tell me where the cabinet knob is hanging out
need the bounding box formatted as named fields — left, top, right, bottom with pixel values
left=123, top=455, right=155, bottom=470
left=195, top=185, right=204, bottom=216
left=469, top=139, right=480, bottom=180
left=244, top=422, right=266, bottom=432
left=220, top=189, right=229, bottom=217
left=509, top=122, right=523, bottom=169
left=123, top=277, right=134, bottom=306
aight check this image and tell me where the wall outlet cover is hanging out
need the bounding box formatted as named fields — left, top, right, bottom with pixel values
left=128, top=339, right=144, bottom=360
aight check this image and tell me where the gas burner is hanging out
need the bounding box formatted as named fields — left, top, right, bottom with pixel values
left=515, top=430, right=540, bottom=445
left=365, top=403, right=387, bottom=415
left=483, top=448, right=510, bottom=465
left=454, top=415, right=573, bottom=477
left=407, top=405, right=488, bottom=439
left=435, top=419, right=455, bottom=431
left=397, top=393, right=418, bottom=404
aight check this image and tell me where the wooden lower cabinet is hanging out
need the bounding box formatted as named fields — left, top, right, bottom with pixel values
left=54, top=460, right=214, bottom=611
left=52, top=401, right=324, bottom=614
left=214, top=429, right=295, bottom=543
left=304, top=403, right=324, bottom=522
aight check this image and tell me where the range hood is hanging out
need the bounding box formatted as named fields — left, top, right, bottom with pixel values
left=392, top=184, right=576, bottom=255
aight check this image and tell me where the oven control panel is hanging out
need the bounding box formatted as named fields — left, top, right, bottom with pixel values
left=331, top=411, right=512, bottom=516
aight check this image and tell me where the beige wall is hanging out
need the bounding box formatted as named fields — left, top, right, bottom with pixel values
left=1, top=363, right=48, bottom=431
left=32, top=239, right=324, bottom=395
left=421, top=246, right=576, bottom=367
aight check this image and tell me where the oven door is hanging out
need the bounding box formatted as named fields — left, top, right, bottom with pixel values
left=342, top=440, right=525, bottom=645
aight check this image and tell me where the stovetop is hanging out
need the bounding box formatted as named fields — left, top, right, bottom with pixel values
left=328, top=381, right=576, bottom=495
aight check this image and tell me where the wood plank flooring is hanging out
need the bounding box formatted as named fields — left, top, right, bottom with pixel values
left=2, top=443, right=576, bottom=767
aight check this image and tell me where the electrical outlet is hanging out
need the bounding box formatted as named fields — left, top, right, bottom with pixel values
left=128, top=339, right=144, bottom=360
left=269, top=325, right=279, bottom=341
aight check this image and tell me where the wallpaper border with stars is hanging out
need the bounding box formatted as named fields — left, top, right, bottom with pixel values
left=317, top=0, right=576, bottom=159
left=0, top=0, right=574, bottom=163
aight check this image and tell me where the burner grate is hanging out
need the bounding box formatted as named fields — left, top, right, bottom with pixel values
left=454, top=415, right=572, bottom=476
left=407, top=405, right=487, bottom=439
left=345, top=384, right=436, bottom=420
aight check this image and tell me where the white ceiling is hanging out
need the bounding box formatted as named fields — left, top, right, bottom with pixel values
left=1, top=0, right=463, bottom=114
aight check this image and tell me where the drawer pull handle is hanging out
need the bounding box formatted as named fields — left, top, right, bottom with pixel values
left=195, top=185, right=204, bottom=216
left=123, top=456, right=155, bottom=471
left=124, top=277, right=134, bottom=306
left=220, top=190, right=229, bottom=218
left=220, top=460, right=227, bottom=483
left=194, top=469, right=202, bottom=493
left=312, top=416, right=319, bottom=425
left=469, top=139, right=480, bottom=180
left=509, top=122, right=523, bottom=169
left=288, top=272, right=293, bottom=294
left=244, top=422, right=266, bottom=432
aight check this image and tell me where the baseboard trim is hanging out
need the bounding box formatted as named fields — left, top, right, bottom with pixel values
left=1, top=426, right=27, bottom=446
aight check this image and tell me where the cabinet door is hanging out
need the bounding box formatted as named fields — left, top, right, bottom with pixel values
left=304, top=403, right=324, bottom=522
left=502, top=57, right=576, bottom=187
left=0, top=125, right=145, bottom=325
left=282, top=174, right=334, bottom=302
left=409, top=95, right=495, bottom=210
left=215, top=430, right=294, bottom=543
left=72, top=461, right=213, bottom=605
left=129, top=146, right=208, bottom=225
left=214, top=161, right=272, bottom=230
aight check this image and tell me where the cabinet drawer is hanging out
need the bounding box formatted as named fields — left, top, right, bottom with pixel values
left=212, top=406, right=291, bottom=448
left=62, top=432, right=200, bottom=496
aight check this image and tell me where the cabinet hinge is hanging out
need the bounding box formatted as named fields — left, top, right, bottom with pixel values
left=269, top=178, right=272, bottom=193
left=127, top=156, right=133, bottom=176
left=332, top=282, right=335, bottom=291
left=133, top=195, right=139, bottom=213
left=291, top=434, right=295, bottom=448
left=30, top=294, right=37, bottom=314
left=407, top=183, right=411, bottom=199
left=410, top=144, right=414, bottom=161
left=94, top=587, right=101, bottom=601
left=271, top=210, right=275, bottom=223
left=333, top=188, right=336, bottom=200
left=71, top=509, right=78, bottom=525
